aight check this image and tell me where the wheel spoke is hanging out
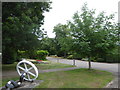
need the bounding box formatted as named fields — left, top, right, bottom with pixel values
left=28, top=71, right=36, bottom=77
left=28, top=67, right=33, bottom=71
left=18, top=66, right=25, bottom=71
left=27, top=73, right=30, bottom=80
left=24, top=63, right=28, bottom=70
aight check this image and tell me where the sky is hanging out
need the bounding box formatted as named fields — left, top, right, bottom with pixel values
left=42, top=0, right=120, bottom=38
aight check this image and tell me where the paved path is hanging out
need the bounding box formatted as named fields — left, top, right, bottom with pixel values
left=47, top=57, right=118, bottom=75
left=47, top=57, right=119, bottom=88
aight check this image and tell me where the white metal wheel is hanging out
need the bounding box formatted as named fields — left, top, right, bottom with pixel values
left=16, top=59, right=38, bottom=81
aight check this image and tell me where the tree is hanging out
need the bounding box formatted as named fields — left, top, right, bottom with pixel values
left=53, top=23, right=72, bottom=57
left=2, top=2, right=51, bottom=64
left=68, top=3, right=117, bottom=69
left=39, top=37, right=57, bottom=55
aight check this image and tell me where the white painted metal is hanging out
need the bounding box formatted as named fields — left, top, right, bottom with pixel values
left=16, top=59, right=38, bottom=81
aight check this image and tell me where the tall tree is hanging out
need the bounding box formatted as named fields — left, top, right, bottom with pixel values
left=53, top=23, right=72, bottom=57
left=68, top=3, right=117, bottom=69
left=2, top=2, right=51, bottom=64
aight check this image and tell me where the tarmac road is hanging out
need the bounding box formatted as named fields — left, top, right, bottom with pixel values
left=47, top=57, right=118, bottom=75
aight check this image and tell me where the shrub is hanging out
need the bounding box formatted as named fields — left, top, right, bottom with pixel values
left=57, top=50, right=64, bottom=57
left=96, top=58, right=105, bottom=62
left=26, top=50, right=37, bottom=59
left=17, top=50, right=29, bottom=60
left=67, top=55, right=73, bottom=59
left=73, top=54, right=82, bottom=60
left=67, top=53, right=82, bottom=60
left=105, top=53, right=120, bottom=63
left=36, top=50, right=49, bottom=60
left=90, top=57, right=97, bottom=62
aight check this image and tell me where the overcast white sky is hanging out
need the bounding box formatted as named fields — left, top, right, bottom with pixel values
left=42, top=0, right=120, bottom=38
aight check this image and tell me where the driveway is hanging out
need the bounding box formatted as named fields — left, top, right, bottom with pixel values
left=47, top=57, right=118, bottom=75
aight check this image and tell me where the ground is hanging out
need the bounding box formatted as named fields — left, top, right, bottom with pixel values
left=1, top=58, right=117, bottom=88
left=47, top=57, right=119, bottom=88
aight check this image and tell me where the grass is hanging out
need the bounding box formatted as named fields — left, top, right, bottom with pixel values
left=1, top=62, right=75, bottom=87
left=36, top=62, right=75, bottom=70
left=1, top=68, right=113, bottom=88
left=2, top=62, right=17, bottom=71
left=2, top=62, right=75, bottom=71
left=1, top=61, right=113, bottom=88
left=35, top=68, right=113, bottom=88
left=1, top=77, right=18, bottom=87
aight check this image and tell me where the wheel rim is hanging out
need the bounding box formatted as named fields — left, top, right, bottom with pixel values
left=16, top=59, right=38, bottom=81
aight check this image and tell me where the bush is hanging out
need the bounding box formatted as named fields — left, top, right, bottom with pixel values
left=96, top=58, right=105, bottom=62
left=18, top=50, right=27, bottom=59
left=105, top=53, right=120, bottom=63
left=67, top=54, right=82, bottom=60
left=26, top=50, right=37, bottom=59
left=67, top=55, right=73, bottom=59
left=73, top=54, right=82, bottom=60
left=57, top=50, right=64, bottom=57
left=36, top=50, right=49, bottom=60
left=97, top=48, right=120, bottom=63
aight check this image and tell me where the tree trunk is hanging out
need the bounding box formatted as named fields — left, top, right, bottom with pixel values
left=64, top=52, right=67, bottom=58
left=88, top=57, right=91, bottom=70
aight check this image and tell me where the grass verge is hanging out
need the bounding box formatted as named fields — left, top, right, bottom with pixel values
left=1, top=68, right=113, bottom=88
left=2, top=62, right=17, bottom=71
left=1, top=62, right=75, bottom=87
left=36, top=62, right=75, bottom=70
left=2, top=61, right=113, bottom=88
left=35, top=68, right=113, bottom=88
left=2, top=62, right=75, bottom=71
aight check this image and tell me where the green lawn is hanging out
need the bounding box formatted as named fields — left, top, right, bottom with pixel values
left=2, top=62, right=75, bottom=71
left=2, top=62, right=17, bottom=71
left=1, top=62, right=75, bottom=87
left=36, top=62, right=75, bottom=70
left=35, top=68, right=113, bottom=88
left=2, top=62, right=113, bottom=88
left=2, top=68, right=113, bottom=88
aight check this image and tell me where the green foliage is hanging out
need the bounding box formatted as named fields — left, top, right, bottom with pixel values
left=67, top=55, right=73, bottom=59
left=2, top=48, right=17, bottom=64
left=26, top=50, right=37, bottom=59
left=73, top=53, right=82, bottom=60
left=53, top=24, right=72, bottom=57
left=106, top=54, right=119, bottom=63
left=36, top=50, right=49, bottom=60
left=17, top=50, right=49, bottom=60
left=96, top=58, right=105, bottom=62
left=17, top=50, right=28, bottom=59
left=67, top=3, right=118, bottom=64
left=40, top=3, right=118, bottom=64
left=67, top=54, right=82, bottom=60
left=39, top=37, right=57, bottom=55
left=2, top=2, right=51, bottom=64
left=105, top=48, right=119, bottom=63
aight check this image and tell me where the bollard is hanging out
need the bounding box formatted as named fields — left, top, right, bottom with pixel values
left=73, top=59, right=75, bottom=66
left=57, top=58, right=59, bottom=63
